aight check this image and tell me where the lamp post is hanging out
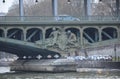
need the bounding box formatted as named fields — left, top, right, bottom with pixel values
left=52, top=0, right=58, bottom=16
left=116, top=0, right=119, bottom=16
left=19, top=0, right=24, bottom=17
left=84, top=0, right=92, bottom=16
left=67, top=0, right=72, bottom=15
left=35, top=0, right=38, bottom=2
left=3, top=0, right=5, bottom=3
left=67, top=0, right=71, bottom=4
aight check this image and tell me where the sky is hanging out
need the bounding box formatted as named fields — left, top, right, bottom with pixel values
left=0, top=0, right=99, bottom=13
left=0, top=0, right=14, bottom=13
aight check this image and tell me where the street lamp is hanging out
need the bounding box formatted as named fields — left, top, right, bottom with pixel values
left=3, top=0, right=5, bottom=3
left=67, top=0, right=71, bottom=4
left=35, top=0, right=38, bottom=2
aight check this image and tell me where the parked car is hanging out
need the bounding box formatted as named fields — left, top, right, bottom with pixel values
left=67, top=56, right=75, bottom=60
left=55, top=15, right=80, bottom=21
left=74, top=56, right=86, bottom=60
left=67, top=56, right=86, bottom=61
left=87, top=55, right=112, bottom=61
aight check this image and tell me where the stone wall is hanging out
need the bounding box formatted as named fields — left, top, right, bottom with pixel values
left=77, top=61, right=120, bottom=69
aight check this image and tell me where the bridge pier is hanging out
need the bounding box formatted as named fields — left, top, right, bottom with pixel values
left=98, top=29, right=102, bottom=42
left=23, top=30, right=27, bottom=41
left=80, top=28, right=83, bottom=47
left=4, top=29, right=7, bottom=38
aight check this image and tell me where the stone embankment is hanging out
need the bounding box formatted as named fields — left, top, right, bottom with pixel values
left=10, top=59, right=120, bottom=72
left=10, top=59, right=76, bottom=72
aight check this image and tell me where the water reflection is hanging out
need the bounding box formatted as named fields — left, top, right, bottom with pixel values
left=0, top=67, right=120, bottom=79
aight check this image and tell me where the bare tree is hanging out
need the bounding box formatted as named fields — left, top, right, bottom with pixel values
left=58, top=0, right=84, bottom=16
left=7, top=4, right=19, bottom=16
left=7, top=0, right=119, bottom=17
left=6, top=0, right=84, bottom=16
left=92, top=0, right=119, bottom=16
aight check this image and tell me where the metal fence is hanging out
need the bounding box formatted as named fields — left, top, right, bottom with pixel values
left=0, top=16, right=119, bottom=22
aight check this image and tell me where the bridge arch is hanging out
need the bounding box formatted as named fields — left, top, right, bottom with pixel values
left=101, top=26, right=118, bottom=31
left=101, top=27, right=118, bottom=41
left=6, top=27, right=24, bottom=30
left=45, top=26, right=61, bottom=31
left=7, top=28, right=23, bottom=40
left=45, top=27, right=61, bottom=38
left=65, top=27, right=80, bottom=41
left=26, top=27, right=43, bottom=31
left=82, top=26, right=99, bottom=30
left=0, top=29, right=4, bottom=37
left=26, top=28, right=42, bottom=42
left=83, top=27, right=99, bottom=43
left=64, top=26, right=80, bottom=30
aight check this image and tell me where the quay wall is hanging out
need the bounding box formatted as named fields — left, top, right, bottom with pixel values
left=77, top=61, right=120, bottom=69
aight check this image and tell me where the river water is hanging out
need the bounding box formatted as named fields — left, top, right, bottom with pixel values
left=0, top=67, right=120, bottom=79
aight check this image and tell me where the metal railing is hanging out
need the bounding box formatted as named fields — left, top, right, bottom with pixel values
left=0, top=16, right=119, bottom=23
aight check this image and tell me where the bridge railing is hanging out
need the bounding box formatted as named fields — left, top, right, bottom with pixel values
left=0, top=16, right=55, bottom=22
left=0, top=16, right=119, bottom=23
left=85, top=38, right=120, bottom=49
left=80, top=16, right=119, bottom=21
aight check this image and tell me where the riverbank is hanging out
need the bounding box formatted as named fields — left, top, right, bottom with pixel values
left=76, top=68, right=120, bottom=73
left=9, top=59, right=120, bottom=72
left=0, top=61, right=12, bottom=67
left=0, top=67, right=120, bottom=79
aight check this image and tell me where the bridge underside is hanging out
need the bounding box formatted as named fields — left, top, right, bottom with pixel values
left=0, top=38, right=61, bottom=59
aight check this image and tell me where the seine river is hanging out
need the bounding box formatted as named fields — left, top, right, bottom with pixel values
left=0, top=67, right=120, bottom=79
